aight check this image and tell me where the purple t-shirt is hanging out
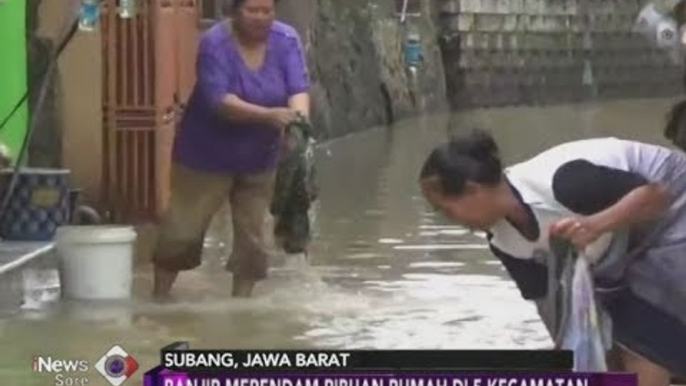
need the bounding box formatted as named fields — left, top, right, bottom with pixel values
left=173, top=21, right=309, bottom=173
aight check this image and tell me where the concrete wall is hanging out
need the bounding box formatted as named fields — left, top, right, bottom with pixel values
left=277, top=0, right=449, bottom=138
left=28, top=0, right=103, bottom=205
left=280, top=0, right=685, bottom=114
left=437, top=0, right=684, bottom=109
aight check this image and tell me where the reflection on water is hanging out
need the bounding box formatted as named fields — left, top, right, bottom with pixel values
left=0, top=98, right=680, bottom=385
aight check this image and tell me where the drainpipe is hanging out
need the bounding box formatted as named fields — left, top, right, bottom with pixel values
left=400, top=0, right=409, bottom=24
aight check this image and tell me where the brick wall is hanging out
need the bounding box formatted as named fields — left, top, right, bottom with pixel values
left=437, top=0, right=684, bottom=109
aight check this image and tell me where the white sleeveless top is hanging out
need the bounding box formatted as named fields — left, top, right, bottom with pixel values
left=488, top=137, right=670, bottom=261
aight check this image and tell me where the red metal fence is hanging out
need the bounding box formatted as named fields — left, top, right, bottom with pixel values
left=101, top=0, right=198, bottom=223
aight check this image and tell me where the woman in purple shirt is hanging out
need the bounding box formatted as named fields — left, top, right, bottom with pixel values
left=152, top=0, right=310, bottom=299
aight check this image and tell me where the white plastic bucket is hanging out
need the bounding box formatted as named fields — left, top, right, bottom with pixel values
left=56, top=225, right=137, bottom=300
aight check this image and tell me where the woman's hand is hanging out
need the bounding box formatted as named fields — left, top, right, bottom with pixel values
left=267, top=108, right=298, bottom=130
left=550, top=184, right=670, bottom=251
left=549, top=216, right=605, bottom=250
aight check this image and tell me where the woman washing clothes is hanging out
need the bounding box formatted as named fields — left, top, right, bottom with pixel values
left=419, top=130, right=686, bottom=386
left=151, top=0, right=310, bottom=299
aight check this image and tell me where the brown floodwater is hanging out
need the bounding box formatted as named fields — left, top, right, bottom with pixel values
left=0, top=98, right=678, bottom=386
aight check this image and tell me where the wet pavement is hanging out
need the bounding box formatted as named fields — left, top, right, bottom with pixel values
left=0, top=98, right=678, bottom=386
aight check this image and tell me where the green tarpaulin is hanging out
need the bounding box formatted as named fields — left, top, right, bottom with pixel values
left=0, top=0, right=28, bottom=164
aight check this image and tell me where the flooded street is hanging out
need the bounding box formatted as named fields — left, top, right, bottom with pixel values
left=0, top=98, right=679, bottom=385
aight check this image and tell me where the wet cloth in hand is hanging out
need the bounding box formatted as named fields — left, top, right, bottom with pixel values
left=549, top=237, right=613, bottom=372
left=271, top=115, right=318, bottom=254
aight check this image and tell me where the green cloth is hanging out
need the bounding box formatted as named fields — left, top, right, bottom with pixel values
left=0, top=0, right=28, bottom=163
left=271, top=115, right=318, bottom=254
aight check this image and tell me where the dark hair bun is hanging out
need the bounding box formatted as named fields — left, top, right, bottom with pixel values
left=448, top=128, right=499, bottom=163
left=419, top=128, right=503, bottom=195
left=467, top=129, right=498, bottom=160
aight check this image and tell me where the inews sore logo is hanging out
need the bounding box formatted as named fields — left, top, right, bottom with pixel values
left=94, top=345, right=139, bottom=386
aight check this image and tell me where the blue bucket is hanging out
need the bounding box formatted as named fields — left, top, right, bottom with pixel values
left=404, top=38, right=422, bottom=67
left=0, top=168, right=71, bottom=241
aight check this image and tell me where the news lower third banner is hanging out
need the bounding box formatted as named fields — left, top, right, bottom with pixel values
left=142, top=343, right=636, bottom=386
left=145, top=373, right=635, bottom=386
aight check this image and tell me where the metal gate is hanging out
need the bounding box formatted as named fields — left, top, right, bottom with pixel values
left=101, top=0, right=198, bottom=222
